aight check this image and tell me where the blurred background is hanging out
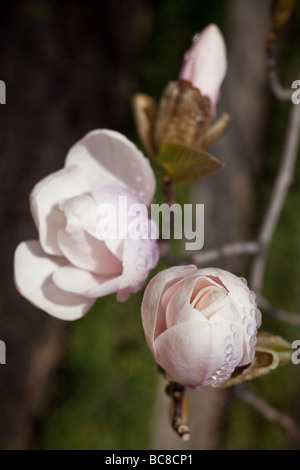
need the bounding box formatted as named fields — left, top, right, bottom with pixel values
left=1, top=0, right=300, bottom=450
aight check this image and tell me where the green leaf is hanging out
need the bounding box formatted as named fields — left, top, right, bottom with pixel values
left=156, top=141, right=223, bottom=183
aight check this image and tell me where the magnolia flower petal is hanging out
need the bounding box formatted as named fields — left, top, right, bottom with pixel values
left=154, top=320, right=211, bottom=387
left=57, top=228, right=122, bottom=277
left=154, top=320, right=243, bottom=389
left=193, top=286, right=227, bottom=318
left=190, top=275, right=221, bottom=303
left=195, top=267, right=259, bottom=364
left=65, top=129, right=156, bottom=206
left=52, top=265, right=122, bottom=299
left=61, top=193, right=98, bottom=238
left=179, top=23, right=227, bottom=112
left=204, top=321, right=244, bottom=388
left=58, top=193, right=122, bottom=276
left=93, top=182, right=140, bottom=261
left=117, top=232, right=159, bottom=302
left=165, top=285, right=207, bottom=328
left=14, top=241, right=94, bottom=320
left=30, top=166, right=90, bottom=256
left=141, top=265, right=198, bottom=354
left=161, top=276, right=217, bottom=309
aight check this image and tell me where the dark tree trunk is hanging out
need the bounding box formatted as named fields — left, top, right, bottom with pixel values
left=0, top=0, right=151, bottom=449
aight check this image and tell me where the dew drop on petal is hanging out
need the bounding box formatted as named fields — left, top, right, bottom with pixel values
left=192, top=32, right=201, bottom=43
left=250, top=335, right=257, bottom=345
left=247, top=323, right=256, bottom=336
left=255, top=308, right=262, bottom=326
left=225, top=352, right=233, bottom=362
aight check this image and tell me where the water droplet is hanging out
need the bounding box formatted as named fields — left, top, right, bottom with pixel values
left=247, top=323, right=256, bottom=336
left=145, top=255, right=153, bottom=269
left=255, top=308, right=262, bottom=326
left=230, top=302, right=235, bottom=312
left=138, top=248, right=143, bottom=257
left=225, top=344, right=233, bottom=354
left=192, top=32, right=201, bottom=43
left=239, top=277, right=248, bottom=285
left=230, top=324, right=235, bottom=332
left=224, top=335, right=231, bottom=344
left=243, top=315, right=248, bottom=324
left=250, top=335, right=257, bottom=345
left=225, top=352, right=233, bottom=362
left=233, top=332, right=238, bottom=340
left=249, top=293, right=255, bottom=304
left=216, top=369, right=228, bottom=377
left=250, top=308, right=255, bottom=317
left=136, top=264, right=143, bottom=272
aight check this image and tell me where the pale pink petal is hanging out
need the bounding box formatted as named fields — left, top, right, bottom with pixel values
left=93, top=182, right=139, bottom=261
left=165, top=285, right=207, bottom=328
left=193, top=286, right=227, bottom=318
left=57, top=229, right=122, bottom=277
left=61, top=193, right=98, bottom=238
left=58, top=194, right=122, bottom=276
left=179, top=24, right=227, bottom=112
left=141, top=265, right=198, bottom=354
left=154, top=321, right=211, bottom=388
left=52, top=265, right=122, bottom=299
left=154, top=320, right=243, bottom=389
left=117, top=232, right=159, bottom=302
left=30, top=166, right=90, bottom=256
left=14, top=241, right=94, bottom=320
left=196, top=267, right=259, bottom=364
left=190, top=275, right=223, bottom=303
left=161, top=274, right=219, bottom=312
left=65, top=129, right=156, bottom=206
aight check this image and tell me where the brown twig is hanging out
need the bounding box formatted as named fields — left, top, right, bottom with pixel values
left=250, top=98, right=300, bottom=293
left=258, top=295, right=300, bottom=326
left=266, top=32, right=293, bottom=101
left=165, top=382, right=190, bottom=441
left=160, top=240, right=259, bottom=266
left=235, top=385, right=300, bottom=446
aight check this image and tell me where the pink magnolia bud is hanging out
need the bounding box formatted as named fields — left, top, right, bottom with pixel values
left=179, top=24, right=227, bottom=114
left=141, top=265, right=261, bottom=390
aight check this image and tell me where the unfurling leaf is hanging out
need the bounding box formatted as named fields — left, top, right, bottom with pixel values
left=156, top=141, right=223, bottom=182
left=219, top=332, right=292, bottom=388
left=256, top=332, right=292, bottom=365
left=132, top=93, right=158, bottom=157
left=271, top=0, right=296, bottom=33
left=154, top=80, right=212, bottom=152
left=195, top=113, right=231, bottom=150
